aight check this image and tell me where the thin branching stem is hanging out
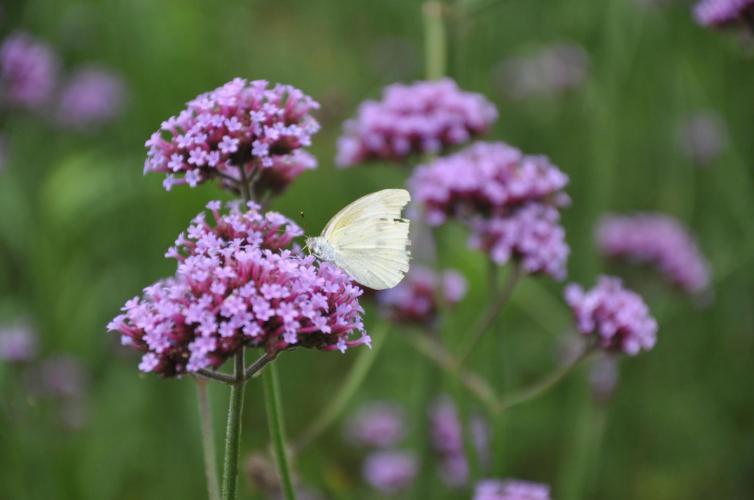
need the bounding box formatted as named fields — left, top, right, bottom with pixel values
left=220, top=351, right=246, bottom=500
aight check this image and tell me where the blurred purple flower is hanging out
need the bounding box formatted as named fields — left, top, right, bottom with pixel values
left=693, top=0, right=754, bottom=27
left=589, top=355, right=619, bottom=403
left=144, top=78, right=320, bottom=194
left=336, top=79, right=497, bottom=167
left=494, top=43, right=589, bottom=100
left=362, top=451, right=417, bottom=495
left=411, top=141, right=570, bottom=278
left=56, top=66, right=126, bottom=129
left=597, top=213, right=710, bottom=294
left=565, top=276, right=658, bottom=356
left=0, top=32, right=58, bottom=109
left=107, top=201, right=368, bottom=377
left=677, top=110, right=728, bottom=166
left=377, top=266, right=467, bottom=328
left=36, top=355, right=87, bottom=399
left=345, top=401, right=407, bottom=449
left=474, top=479, right=551, bottom=500
left=0, top=322, right=37, bottom=362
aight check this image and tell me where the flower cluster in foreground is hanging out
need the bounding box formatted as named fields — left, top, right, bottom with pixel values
left=693, top=0, right=754, bottom=27
left=108, top=201, right=368, bottom=376
left=565, top=276, right=658, bottom=355
left=0, top=31, right=58, bottom=109
left=336, top=79, right=498, bottom=167
left=56, top=67, right=126, bottom=129
left=411, top=141, right=570, bottom=279
left=377, top=266, right=467, bottom=328
left=144, top=78, right=320, bottom=194
left=474, top=479, right=551, bottom=500
left=597, top=213, right=710, bottom=294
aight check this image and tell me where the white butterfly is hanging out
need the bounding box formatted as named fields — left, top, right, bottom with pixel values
left=306, top=189, right=412, bottom=290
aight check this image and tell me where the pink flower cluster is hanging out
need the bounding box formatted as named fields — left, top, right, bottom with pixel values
left=565, top=276, right=657, bottom=356
left=345, top=402, right=406, bottom=449
left=362, top=451, right=417, bottom=495
left=411, top=141, right=570, bottom=279
left=377, top=266, right=467, bottom=327
left=0, top=321, right=37, bottom=362
left=0, top=32, right=58, bottom=109
left=56, top=67, right=126, bottom=129
left=336, top=79, right=498, bottom=167
left=597, top=213, right=710, bottom=294
left=143, top=78, right=320, bottom=194
left=474, top=479, right=551, bottom=500
left=107, top=201, right=368, bottom=377
left=693, top=0, right=754, bottom=26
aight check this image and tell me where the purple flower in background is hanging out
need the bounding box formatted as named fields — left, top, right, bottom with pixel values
left=143, top=78, right=320, bottom=194
left=56, top=66, right=126, bottom=129
left=362, top=451, right=417, bottom=495
left=597, top=213, right=710, bottom=294
left=411, top=141, right=570, bottom=278
left=0, top=322, right=37, bottom=362
left=345, top=401, right=407, bottom=448
left=474, top=479, right=551, bottom=500
left=336, top=79, right=497, bottom=167
left=693, top=0, right=754, bottom=27
left=0, top=32, right=58, bottom=109
left=494, top=43, right=589, bottom=100
left=469, top=204, right=569, bottom=280
left=589, top=355, right=619, bottom=403
left=107, top=201, right=368, bottom=377
left=377, top=266, right=467, bottom=327
left=565, top=276, right=658, bottom=356
left=677, top=110, right=728, bottom=166
left=26, top=355, right=89, bottom=430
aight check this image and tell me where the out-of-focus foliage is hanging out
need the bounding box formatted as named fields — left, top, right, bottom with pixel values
left=0, top=1, right=753, bottom=499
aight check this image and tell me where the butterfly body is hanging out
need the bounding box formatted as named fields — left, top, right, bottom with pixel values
left=306, top=189, right=411, bottom=290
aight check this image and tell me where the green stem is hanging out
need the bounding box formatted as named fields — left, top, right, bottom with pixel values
left=292, top=324, right=388, bottom=454
left=423, top=1, right=447, bottom=79
left=196, top=380, right=221, bottom=500
left=263, top=363, right=296, bottom=500
left=221, top=351, right=246, bottom=500
left=459, top=263, right=523, bottom=366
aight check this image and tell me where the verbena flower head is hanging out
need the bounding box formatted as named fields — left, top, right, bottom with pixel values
left=474, top=479, right=551, bottom=500
left=565, top=276, right=657, bottom=356
left=143, top=78, right=320, bottom=195
left=597, top=213, right=710, bottom=295
left=411, top=141, right=570, bottom=278
left=107, top=201, right=368, bottom=377
left=362, top=451, right=417, bottom=495
left=336, top=79, right=497, bottom=167
left=469, top=204, right=569, bottom=279
left=345, top=401, right=406, bottom=448
left=56, top=66, right=126, bottom=129
left=0, top=32, right=58, bottom=109
left=693, top=0, right=754, bottom=27
left=677, top=110, right=727, bottom=167
left=494, top=43, right=589, bottom=100
left=0, top=322, right=37, bottom=362
left=377, top=266, right=467, bottom=327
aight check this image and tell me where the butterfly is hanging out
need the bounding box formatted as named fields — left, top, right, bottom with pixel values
left=306, top=189, right=411, bottom=290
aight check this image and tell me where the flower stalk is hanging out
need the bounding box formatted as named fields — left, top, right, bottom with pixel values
left=220, top=351, right=246, bottom=500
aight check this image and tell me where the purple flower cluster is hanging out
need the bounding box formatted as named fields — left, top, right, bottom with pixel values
left=56, top=67, right=126, bottom=129
left=693, top=0, right=754, bottom=27
left=107, top=201, right=368, bottom=377
left=362, top=451, right=417, bottom=495
left=0, top=322, right=37, bottom=362
left=336, top=79, right=498, bottom=167
left=597, top=213, right=710, bottom=294
left=494, top=43, right=589, bottom=100
left=0, top=32, right=58, bottom=109
left=377, top=266, right=467, bottom=328
left=411, top=141, right=570, bottom=279
left=143, top=78, right=320, bottom=194
left=474, top=479, right=551, bottom=500
left=565, top=276, right=657, bottom=356
left=345, top=401, right=406, bottom=448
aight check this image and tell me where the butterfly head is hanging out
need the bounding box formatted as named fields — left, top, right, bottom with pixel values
left=305, top=236, right=337, bottom=263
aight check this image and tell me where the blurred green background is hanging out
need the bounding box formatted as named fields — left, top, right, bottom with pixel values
left=1, top=0, right=753, bottom=499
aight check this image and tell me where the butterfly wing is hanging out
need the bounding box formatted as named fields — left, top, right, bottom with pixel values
left=322, top=189, right=411, bottom=290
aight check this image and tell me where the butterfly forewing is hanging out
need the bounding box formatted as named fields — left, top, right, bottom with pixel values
left=322, top=189, right=411, bottom=290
